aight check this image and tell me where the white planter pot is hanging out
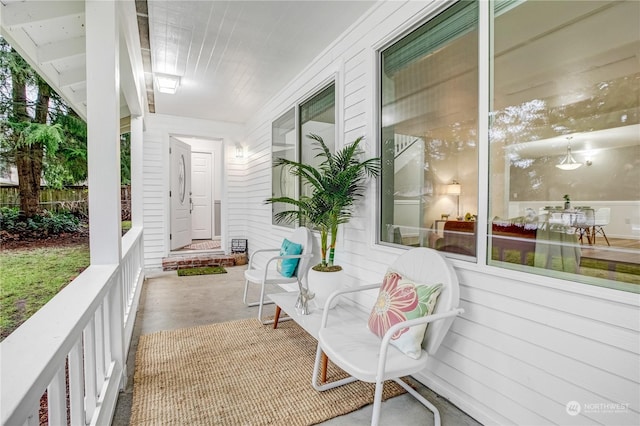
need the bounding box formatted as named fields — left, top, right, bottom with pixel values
left=307, top=267, right=344, bottom=310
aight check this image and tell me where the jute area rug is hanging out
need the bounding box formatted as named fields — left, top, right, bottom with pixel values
left=130, top=318, right=406, bottom=425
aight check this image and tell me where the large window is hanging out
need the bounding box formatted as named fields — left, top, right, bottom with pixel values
left=271, top=83, right=336, bottom=226
left=272, top=108, right=296, bottom=227
left=489, top=0, right=640, bottom=289
left=300, top=84, right=336, bottom=198
left=378, top=0, right=639, bottom=291
left=379, top=1, right=479, bottom=256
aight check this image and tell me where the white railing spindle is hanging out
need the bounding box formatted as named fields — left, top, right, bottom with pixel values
left=47, top=365, right=67, bottom=426
left=68, top=340, right=85, bottom=426
left=83, top=319, right=97, bottom=420
left=95, top=305, right=106, bottom=381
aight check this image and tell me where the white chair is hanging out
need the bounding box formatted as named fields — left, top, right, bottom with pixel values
left=573, top=208, right=595, bottom=244
left=311, top=247, right=463, bottom=426
left=592, top=207, right=611, bottom=246
left=243, top=227, right=313, bottom=324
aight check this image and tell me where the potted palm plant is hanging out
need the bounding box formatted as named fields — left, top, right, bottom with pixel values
left=266, top=133, right=381, bottom=307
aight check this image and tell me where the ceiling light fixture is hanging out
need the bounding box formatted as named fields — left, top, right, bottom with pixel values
left=556, top=136, right=582, bottom=171
left=155, top=73, right=181, bottom=94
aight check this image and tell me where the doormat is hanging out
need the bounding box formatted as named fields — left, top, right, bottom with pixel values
left=177, top=266, right=227, bottom=276
left=182, top=239, right=221, bottom=250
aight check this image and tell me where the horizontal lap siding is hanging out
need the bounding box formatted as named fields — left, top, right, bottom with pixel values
left=423, top=267, right=640, bottom=425
left=236, top=1, right=640, bottom=425
left=142, top=127, right=166, bottom=269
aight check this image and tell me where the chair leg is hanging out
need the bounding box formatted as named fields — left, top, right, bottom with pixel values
left=393, top=378, right=441, bottom=426
left=255, top=282, right=291, bottom=326
left=242, top=279, right=250, bottom=304
left=242, top=279, right=275, bottom=308
left=592, top=226, right=610, bottom=246
left=257, top=281, right=268, bottom=323
left=371, top=378, right=385, bottom=426
left=311, top=343, right=357, bottom=391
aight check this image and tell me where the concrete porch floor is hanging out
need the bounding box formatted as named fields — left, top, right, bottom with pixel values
left=113, top=265, right=481, bottom=426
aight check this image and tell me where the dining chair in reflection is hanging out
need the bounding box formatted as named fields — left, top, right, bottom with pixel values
left=573, top=208, right=595, bottom=245
left=592, top=207, right=611, bottom=246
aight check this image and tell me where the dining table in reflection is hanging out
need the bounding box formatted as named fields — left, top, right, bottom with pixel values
left=534, top=209, right=584, bottom=273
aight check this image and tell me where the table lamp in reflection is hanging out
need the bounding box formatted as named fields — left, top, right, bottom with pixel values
left=447, top=181, right=461, bottom=219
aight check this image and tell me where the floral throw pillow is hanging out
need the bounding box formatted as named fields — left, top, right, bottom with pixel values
left=367, top=270, right=442, bottom=359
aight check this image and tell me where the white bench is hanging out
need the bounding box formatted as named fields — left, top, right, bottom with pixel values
left=269, top=291, right=367, bottom=382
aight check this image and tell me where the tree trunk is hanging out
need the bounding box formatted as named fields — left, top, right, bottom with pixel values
left=16, top=145, right=42, bottom=217
left=14, top=74, right=50, bottom=217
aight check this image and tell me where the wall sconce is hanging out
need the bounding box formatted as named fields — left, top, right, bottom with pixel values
left=154, top=73, right=181, bottom=94
left=235, top=144, right=244, bottom=159
left=446, top=180, right=461, bottom=217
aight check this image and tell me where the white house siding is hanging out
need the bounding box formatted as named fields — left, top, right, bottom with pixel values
left=142, top=113, right=244, bottom=270
left=236, top=1, right=640, bottom=425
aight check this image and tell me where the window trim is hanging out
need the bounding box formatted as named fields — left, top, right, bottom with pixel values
left=270, top=106, right=297, bottom=228
left=476, top=0, right=490, bottom=265
left=298, top=79, right=338, bottom=178
left=374, top=0, right=481, bottom=260
left=372, top=0, right=463, bottom=249
left=270, top=78, right=338, bottom=229
left=371, top=0, right=639, bottom=293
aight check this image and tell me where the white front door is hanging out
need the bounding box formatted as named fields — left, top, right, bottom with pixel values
left=170, top=138, right=192, bottom=250
left=191, top=151, right=212, bottom=239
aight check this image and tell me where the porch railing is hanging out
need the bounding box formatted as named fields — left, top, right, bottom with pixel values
left=1, top=227, right=144, bottom=426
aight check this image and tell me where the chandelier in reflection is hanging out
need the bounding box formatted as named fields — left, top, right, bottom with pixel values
left=556, top=136, right=582, bottom=170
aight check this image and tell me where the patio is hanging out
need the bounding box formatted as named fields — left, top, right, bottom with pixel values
left=111, top=266, right=481, bottom=426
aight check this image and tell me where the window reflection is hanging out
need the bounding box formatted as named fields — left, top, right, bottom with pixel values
left=379, top=1, right=479, bottom=257
left=271, top=84, right=336, bottom=228
left=300, top=84, right=336, bottom=198
left=489, top=0, right=640, bottom=289
left=271, top=108, right=296, bottom=228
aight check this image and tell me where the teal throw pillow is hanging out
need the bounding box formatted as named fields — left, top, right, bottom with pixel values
left=277, top=238, right=303, bottom=277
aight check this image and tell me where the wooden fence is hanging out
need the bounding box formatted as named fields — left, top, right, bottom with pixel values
left=0, top=186, right=131, bottom=220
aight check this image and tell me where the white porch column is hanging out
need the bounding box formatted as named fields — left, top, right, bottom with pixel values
left=130, top=116, right=144, bottom=228
left=85, top=0, right=121, bottom=265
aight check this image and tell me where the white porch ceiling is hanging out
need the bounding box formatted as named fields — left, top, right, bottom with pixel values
left=146, top=0, right=375, bottom=123
left=1, top=0, right=377, bottom=124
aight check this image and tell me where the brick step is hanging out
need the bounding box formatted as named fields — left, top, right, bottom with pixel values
left=162, top=253, right=247, bottom=271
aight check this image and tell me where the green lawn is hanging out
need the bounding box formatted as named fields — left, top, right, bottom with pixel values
left=0, top=244, right=90, bottom=340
